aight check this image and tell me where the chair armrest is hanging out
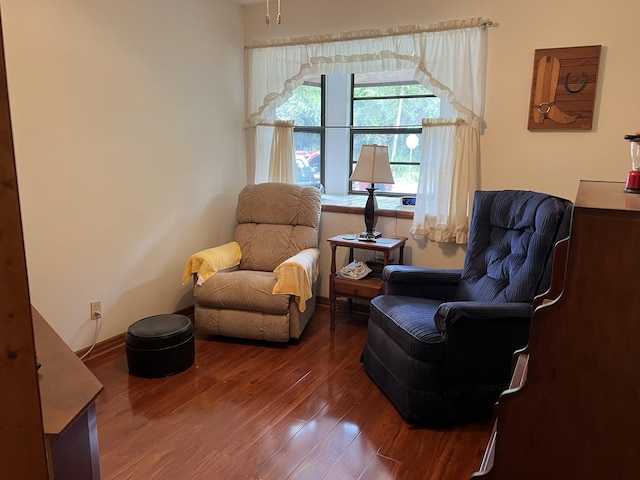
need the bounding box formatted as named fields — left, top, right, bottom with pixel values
left=434, top=301, right=534, bottom=389
left=382, top=265, right=462, bottom=300
left=182, top=241, right=242, bottom=285
left=434, top=301, right=533, bottom=332
left=273, top=248, right=320, bottom=313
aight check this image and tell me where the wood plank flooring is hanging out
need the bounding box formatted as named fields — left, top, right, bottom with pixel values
left=85, top=305, right=492, bottom=480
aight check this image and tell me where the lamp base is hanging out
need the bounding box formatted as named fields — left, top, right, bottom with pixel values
left=358, top=230, right=382, bottom=242
left=358, top=186, right=382, bottom=241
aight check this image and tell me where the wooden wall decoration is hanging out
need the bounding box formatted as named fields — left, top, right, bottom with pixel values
left=528, top=45, right=601, bottom=131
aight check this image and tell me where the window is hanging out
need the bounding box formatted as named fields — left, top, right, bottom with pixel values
left=274, top=73, right=451, bottom=196
left=350, top=74, right=440, bottom=195
left=275, top=78, right=324, bottom=188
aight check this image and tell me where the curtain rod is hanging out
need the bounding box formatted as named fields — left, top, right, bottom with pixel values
left=246, top=18, right=494, bottom=50
left=255, top=124, right=466, bottom=129
left=257, top=123, right=423, bottom=129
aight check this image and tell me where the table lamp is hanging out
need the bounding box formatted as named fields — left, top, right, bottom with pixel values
left=349, top=144, right=394, bottom=241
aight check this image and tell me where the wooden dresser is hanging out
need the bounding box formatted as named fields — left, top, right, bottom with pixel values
left=472, top=180, right=640, bottom=479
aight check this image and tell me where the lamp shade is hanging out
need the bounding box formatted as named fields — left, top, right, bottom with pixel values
left=349, top=145, right=394, bottom=185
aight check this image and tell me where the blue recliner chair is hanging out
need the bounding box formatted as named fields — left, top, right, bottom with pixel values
left=362, top=190, right=573, bottom=425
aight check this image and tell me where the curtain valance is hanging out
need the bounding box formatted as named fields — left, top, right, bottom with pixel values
left=245, top=17, right=488, bottom=129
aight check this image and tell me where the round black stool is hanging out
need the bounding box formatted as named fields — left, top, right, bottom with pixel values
left=126, top=314, right=195, bottom=378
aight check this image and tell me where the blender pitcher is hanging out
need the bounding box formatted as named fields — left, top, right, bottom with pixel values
left=624, top=133, right=640, bottom=193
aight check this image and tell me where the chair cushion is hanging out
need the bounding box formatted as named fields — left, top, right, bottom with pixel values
left=195, top=270, right=290, bottom=315
left=235, top=223, right=318, bottom=272
left=235, top=183, right=321, bottom=272
left=455, top=190, right=570, bottom=303
left=369, top=295, right=445, bottom=363
left=236, top=183, right=321, bottom=228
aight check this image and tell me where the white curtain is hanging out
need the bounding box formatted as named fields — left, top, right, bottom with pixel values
left=410, top=118, right=479, bottom=244
left=254, top=120, right=297, bottom=184
left=245, top=18, right=488, bottom=130
left=247, top=17, right=487, bottom=242
left=254, top=125, right=272, bottom=184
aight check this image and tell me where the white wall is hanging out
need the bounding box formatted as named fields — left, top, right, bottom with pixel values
left=243, top=0, right=640, bottom=298
left=2, top=0, right=246, bottom=349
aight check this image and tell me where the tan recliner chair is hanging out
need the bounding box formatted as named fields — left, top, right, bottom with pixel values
left=183, top=183, right=322, bottom=342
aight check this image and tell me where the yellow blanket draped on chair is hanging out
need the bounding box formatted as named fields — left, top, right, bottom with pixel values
left=273, top=248, right=319, bottom=313
left=181, top=241, right=242, bottom=286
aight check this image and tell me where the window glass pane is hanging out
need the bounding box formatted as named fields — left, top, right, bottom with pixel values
left=273, top=79, right=323, bottom=189
left=353, top=133, right=422, bottom=164
left=353, top=97, right=441, bottom=127
left=389, top=163, right=420, bottom=194
left=295, top=132, right=321, bottom=185
left=350, top=74, right=445, bottom=196
left=274, top=83, right=321, bottom=126
left=352, top=132, right=422, bottom=194
left=354, top=82, right=433, bottom=98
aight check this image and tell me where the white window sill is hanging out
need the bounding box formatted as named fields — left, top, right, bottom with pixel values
left=321, top=194, right=415, bottom=219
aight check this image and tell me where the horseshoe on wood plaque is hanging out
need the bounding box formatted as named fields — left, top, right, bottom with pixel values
left=564, top=72, right=588, bottom=94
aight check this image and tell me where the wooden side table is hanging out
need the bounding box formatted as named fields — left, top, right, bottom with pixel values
left=328, top=234, right=408, bottom=330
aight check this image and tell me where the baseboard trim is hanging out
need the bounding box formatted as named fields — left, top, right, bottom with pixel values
left=75, top=301, right=366, bottom=363
left=77, top=333, right=126, bottom=363
left=316, top=295, right=329, bottom=306
left=76, top=305, right=196, bottom=363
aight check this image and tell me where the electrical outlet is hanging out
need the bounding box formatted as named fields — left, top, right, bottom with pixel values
left=90, top=301, right=102, bottom=320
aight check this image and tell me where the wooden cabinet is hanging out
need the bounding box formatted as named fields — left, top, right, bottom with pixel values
left=327, top=235, right=407, bottom=330
left=472, top=180, right=640, bottom=479
left=34, top=307, right=104, bottom=479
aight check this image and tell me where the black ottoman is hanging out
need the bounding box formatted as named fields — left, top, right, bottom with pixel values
left=126, top=314, right=195, bottom=378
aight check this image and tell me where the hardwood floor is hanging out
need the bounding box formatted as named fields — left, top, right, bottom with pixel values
left=85, top=305, right=492, bottom=480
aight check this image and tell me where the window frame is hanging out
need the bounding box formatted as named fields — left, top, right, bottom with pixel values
left=292, top=76, right=325, bottom=188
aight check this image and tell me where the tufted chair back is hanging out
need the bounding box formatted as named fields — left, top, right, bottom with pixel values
left=234, top=183, right=321, bottom=272
left=454, top=190, right=573, bottom=303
